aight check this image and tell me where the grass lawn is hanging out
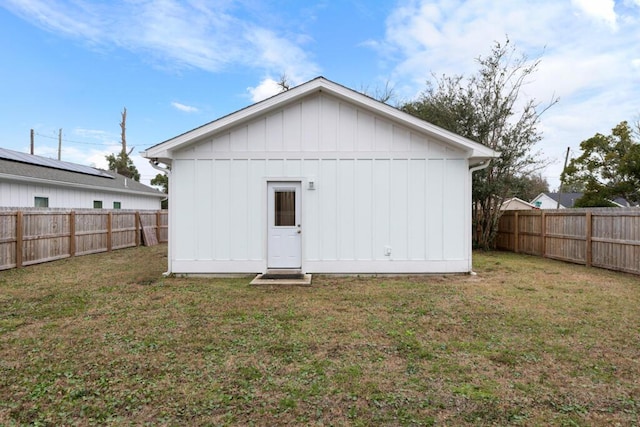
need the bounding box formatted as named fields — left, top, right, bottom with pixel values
left=1, top=245, right=639, bottom=426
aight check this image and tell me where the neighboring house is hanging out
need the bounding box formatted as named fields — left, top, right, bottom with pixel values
left=530, top=192, right=580, bottom=209
left=500, top=197, right=536, bottom=210
left=0, top=147, right=165, bottom=210
left=142, top=77, right=498, bottom=275
left=531, top=192, right=627, bottom=209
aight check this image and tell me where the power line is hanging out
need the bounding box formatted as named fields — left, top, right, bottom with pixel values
left=34, top=132, right=118, bottom=147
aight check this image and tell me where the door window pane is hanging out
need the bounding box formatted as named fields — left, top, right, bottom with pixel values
left=274, top=190, right=295, bottom=226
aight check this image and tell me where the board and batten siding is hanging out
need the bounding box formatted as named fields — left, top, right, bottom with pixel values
left=0, top=180, right=161, bottom=210
left=170, top=92, right=471, bottom=274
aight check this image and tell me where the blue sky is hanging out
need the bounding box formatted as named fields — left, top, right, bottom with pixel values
left=1, top=0, right=639, bottom=191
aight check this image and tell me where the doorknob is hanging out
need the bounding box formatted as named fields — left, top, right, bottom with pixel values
left=297, top=229, right=301, bottom=234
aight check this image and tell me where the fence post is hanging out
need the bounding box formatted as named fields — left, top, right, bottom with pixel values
left=585, top=211, right=592, bottom=267
left=513, top=211, right=519, bottom=253
left=541, top=211, right=546, bottom=258
left=16, top=211, right=23, bottom=268
left=156, top=210, right=161, bottom=243
left=135, top=212, right=141, bottom=247
left=69, top=211, right=76, bottom=257
left=107, top=212, right=113, bottom=252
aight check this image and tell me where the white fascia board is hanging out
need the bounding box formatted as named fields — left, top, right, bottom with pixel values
left=143, top=77, right=499, bottom=162
left=0, top=173, right=166, bottom=199
left=140, top=149, right=173, bottom=165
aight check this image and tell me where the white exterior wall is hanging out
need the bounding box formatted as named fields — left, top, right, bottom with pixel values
left=532, top=194, right=565, bottom=209
left=169, top=93, right=472, bottom=274
left=0, top=180, right=161, bottom=210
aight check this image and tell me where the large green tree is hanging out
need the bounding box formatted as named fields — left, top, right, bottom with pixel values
left=510, top=174, right=549, bottom=202
left=402, top=38, right=557, bottom=248
left=106, top=151, right=140, bottom=181
left=151, top=172, right=169, bottom=209
left=151, top=173, right=168, bottom=194
left=562, top=121, right=640, bottom=206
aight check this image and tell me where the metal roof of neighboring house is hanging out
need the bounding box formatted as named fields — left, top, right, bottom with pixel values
left=612, top=197, right=632, bottom=207
left=0, top=147, right=113, bottom=178
left=544, top=192, right=583, bottom=208
left=0, top=148, right=164, bottom=198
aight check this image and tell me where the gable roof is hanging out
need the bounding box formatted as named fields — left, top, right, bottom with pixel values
left=539, top=192, right=583, bottom=208
left=142, top=76, right=498, bottom=165
left=0, top=148, right=164, bottom=198
left=531, top=192, right=630, bottom=208
left=500, top=197, right=536, bottom=210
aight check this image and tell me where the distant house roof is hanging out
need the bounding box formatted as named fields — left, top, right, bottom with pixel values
left=531, top=192, right=630, bottom=209
left=611, top=197, right=633, bottom=207
left=0, top=148, right=164, bottom=198
left=541, top=192, right=583, bottom=208
left=500, top=197, right=536, bottom=210
left=0, top=147, right=113, bottom=178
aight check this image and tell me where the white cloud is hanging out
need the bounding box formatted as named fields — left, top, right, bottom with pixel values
left=73, top=128, right=116, bottom=144
left=171, top=102, right=199, bottom=113
left=375, top=0, right=640, bottom=190
left=2, top=0, right=319, bottom=80
left=2, top=0, right=102, bottom=41
left=247, top=78, right=286, bottom=103
left=245, top=27, right=320, bottom=83
left=571, top=0, right=617, bottom=30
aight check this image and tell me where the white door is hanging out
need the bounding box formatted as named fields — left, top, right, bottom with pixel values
left=267, top=182, right=301, bottom=269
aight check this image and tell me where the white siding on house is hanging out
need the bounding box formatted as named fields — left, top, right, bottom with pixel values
left=135, top=71, right=511, bottom=275
left=142, top=76, right=502, bottom=275
left=408, top=159, right=426, bottom=260
left=175, top=94, right=461, bottom=160
left=426, top=159, right=445, bottom=259
left=533, top=193, right=565, bottom=209
left=171, top=157, right=467, bottom=273
left=0, top=180, right=161, bottom=210
left=168, top=93, right=470, bottom=273
left=443, top=160, right=467, bottom=259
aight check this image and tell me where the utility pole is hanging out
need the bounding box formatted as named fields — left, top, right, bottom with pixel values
left=58, top=129, right=62, bottom=160
left=30, top=129, right=34, bottom=154
left=557, top=147, right=570, bottom=209
left=120, top=107, right=127, bottom=155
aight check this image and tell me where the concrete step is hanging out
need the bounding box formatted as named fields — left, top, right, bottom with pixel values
left=250, top=273, right=312, bottom=286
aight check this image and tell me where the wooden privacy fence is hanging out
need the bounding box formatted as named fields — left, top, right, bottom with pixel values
left=0, top=209, right=168, bottom=271
left=496, top=208, right=640, bottom=276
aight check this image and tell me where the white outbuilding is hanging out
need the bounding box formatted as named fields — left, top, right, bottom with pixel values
left=142, top=77, right=497, bottom=275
